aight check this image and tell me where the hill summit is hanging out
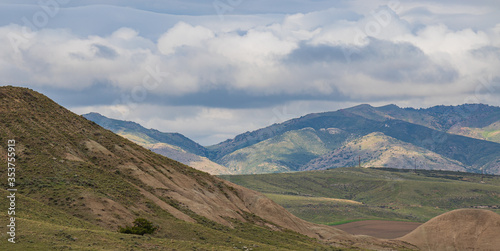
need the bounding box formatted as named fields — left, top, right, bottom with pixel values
left=400, top=209, right=500, bottom=250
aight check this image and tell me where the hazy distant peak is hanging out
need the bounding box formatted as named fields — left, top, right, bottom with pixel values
left=377, top=104, right=400, bottom=110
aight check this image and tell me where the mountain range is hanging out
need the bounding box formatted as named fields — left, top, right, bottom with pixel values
left=86, top=103, right=500, bottom=175
left=211, top=104, right=500, bottom=174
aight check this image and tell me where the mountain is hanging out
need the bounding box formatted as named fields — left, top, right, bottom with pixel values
left=207, top=109, right=387, bottom=165
left=83, top=112, right=208, bottom=156
left=0, top=86, right=414, bottom=250
left=208, top=104, right=500, bottom=175
left=83, top=112, right=230, bottom=175
left=220, top=127, right=352, bottom=174
left=344, top=104, right=500, bottom=143
left=301, top=132, right=467, bottom=171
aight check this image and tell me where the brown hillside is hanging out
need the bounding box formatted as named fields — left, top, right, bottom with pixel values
left=0, top=86, right=414, bottom=250
left=399, top=209, right=500, bottom=250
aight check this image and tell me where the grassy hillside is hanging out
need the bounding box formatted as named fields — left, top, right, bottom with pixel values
left=221, top=167, right=500, bottom=225
left=1, top=86, right=414, bottom=250
left=1, top=190, right=320, bottom=250
left=220, top=128, right=351, bottom=174
left=448, top=121, right=500, bottom=144
left=207, top=111, right=366, bottom=160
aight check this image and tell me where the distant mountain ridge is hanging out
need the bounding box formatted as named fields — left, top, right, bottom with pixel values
left=83, top=112, right=230, bottom=175
left=344, top=103, right=500, bottom=134
left=83, top=112, right=208, bottom=156
left=209, top=104, right=500, bottom=174
left=86, top=104, right=500, bottom=175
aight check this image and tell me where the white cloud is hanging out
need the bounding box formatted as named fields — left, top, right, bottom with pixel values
left=158, top=22, right=215, bottom=55
left=2, top=3, right=498, bottom=99
left=2, top=1, right=500, bottom=144
left=396, top=24, right=490, bottom=55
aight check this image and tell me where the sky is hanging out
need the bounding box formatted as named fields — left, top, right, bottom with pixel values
left=1, top=0, right=500, bottom=145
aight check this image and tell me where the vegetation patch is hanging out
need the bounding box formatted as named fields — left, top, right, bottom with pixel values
left=119, top=218, right=159, bottom=235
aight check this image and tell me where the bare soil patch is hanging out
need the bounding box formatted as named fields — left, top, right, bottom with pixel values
left=335, top=220, right=422, bottom=239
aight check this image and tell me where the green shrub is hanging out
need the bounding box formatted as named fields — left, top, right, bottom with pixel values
left=119, top=218, right=158, bottom=235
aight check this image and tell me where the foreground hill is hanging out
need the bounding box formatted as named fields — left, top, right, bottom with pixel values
left=83, top=113, right=230, bottom=175
left=221, top=167, right=500, bottom=225
left=0, top=86, right=412, bottom=250
left=209, top=104, right=500, bottom=174
left=400, top=209, right=500, bottom=250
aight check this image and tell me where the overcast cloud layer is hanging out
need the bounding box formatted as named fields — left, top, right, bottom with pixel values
left=1, top=0, right=500, bottom=145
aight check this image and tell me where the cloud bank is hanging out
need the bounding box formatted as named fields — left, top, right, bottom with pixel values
left=1, top=0, right=499, bottom=144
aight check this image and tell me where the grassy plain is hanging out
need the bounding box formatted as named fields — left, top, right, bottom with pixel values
left=221, top=167, right=500, bottom=225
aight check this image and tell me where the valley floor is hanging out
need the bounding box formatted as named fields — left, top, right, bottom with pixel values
left=334, top=220, right=422, bottom=239
left=221, top=167, right=500, bottom=228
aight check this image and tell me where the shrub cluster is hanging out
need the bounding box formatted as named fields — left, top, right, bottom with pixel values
left=119, top=218, right=158, bottom=235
